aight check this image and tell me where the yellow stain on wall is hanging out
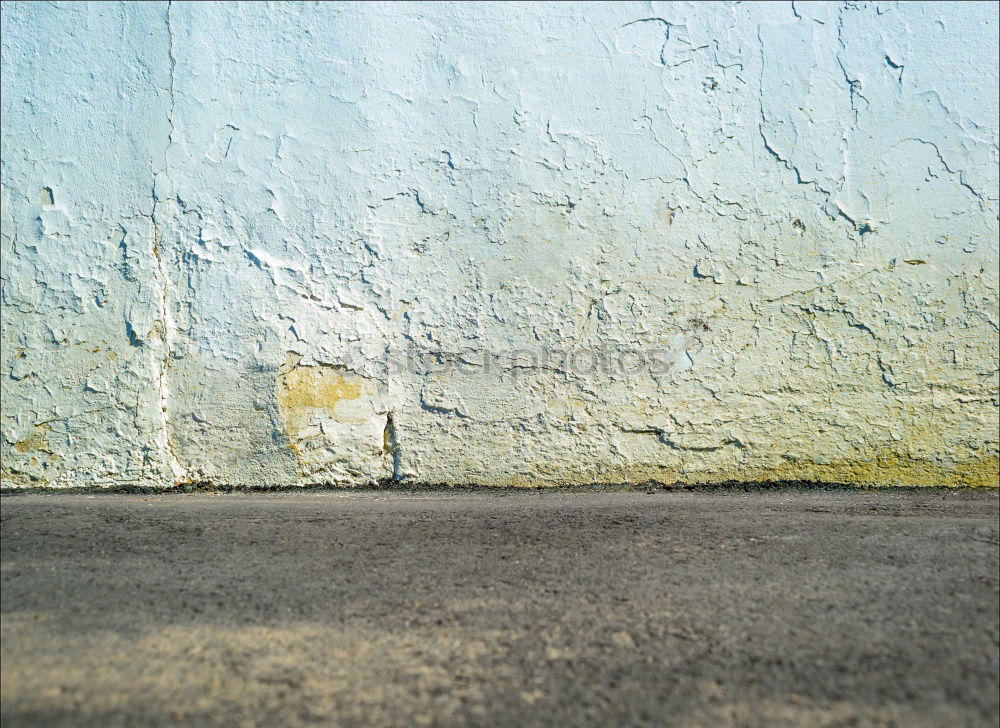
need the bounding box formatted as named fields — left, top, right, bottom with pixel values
left=755, top=453, right=999, bottom=489
left=440, top=453, right=998, bottom=489
left=277, top=365, right=363, bottom=413
left=276, top=356, right=376, bottom=478
left=13, top=424, right=50, bottom=454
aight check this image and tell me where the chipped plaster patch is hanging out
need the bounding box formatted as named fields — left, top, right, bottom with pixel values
left=276, top=356, right=383, bottom=483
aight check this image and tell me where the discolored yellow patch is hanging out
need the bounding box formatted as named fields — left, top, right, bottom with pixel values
left=428, top=452, right=999, bottom=489
left=275, top=357, right=378, bottom=479
left=755, top=453, right=1000, bottom=489
left=277, top=366, right=362, bottom=414
left=14, top=424, right=50, bottom=454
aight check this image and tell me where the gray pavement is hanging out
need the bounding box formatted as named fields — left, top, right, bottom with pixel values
left=1, top=488, right=998, bottom=727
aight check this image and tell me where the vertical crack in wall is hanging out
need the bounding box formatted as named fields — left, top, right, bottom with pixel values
left=149, top=0, right=185, bottom=483
left=383, top=412, right=402, bottom=481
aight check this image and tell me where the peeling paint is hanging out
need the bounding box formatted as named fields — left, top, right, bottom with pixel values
left=1, top=1, right=997, bottom=489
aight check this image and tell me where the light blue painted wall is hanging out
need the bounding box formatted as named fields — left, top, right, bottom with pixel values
left=2, top=1, right=998, bottom=487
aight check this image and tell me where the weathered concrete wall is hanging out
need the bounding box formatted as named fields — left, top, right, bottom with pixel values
left=2, top=1, right=998, bottom=489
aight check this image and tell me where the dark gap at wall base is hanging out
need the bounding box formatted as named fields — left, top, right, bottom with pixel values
left=2, top=480, right=995, bottom=496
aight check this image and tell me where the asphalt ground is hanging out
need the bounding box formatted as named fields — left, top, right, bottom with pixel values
left=1, top=488, right=998, bottom=727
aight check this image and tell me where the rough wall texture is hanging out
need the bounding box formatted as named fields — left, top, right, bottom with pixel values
left=2, top=1, right=998, bottom=489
